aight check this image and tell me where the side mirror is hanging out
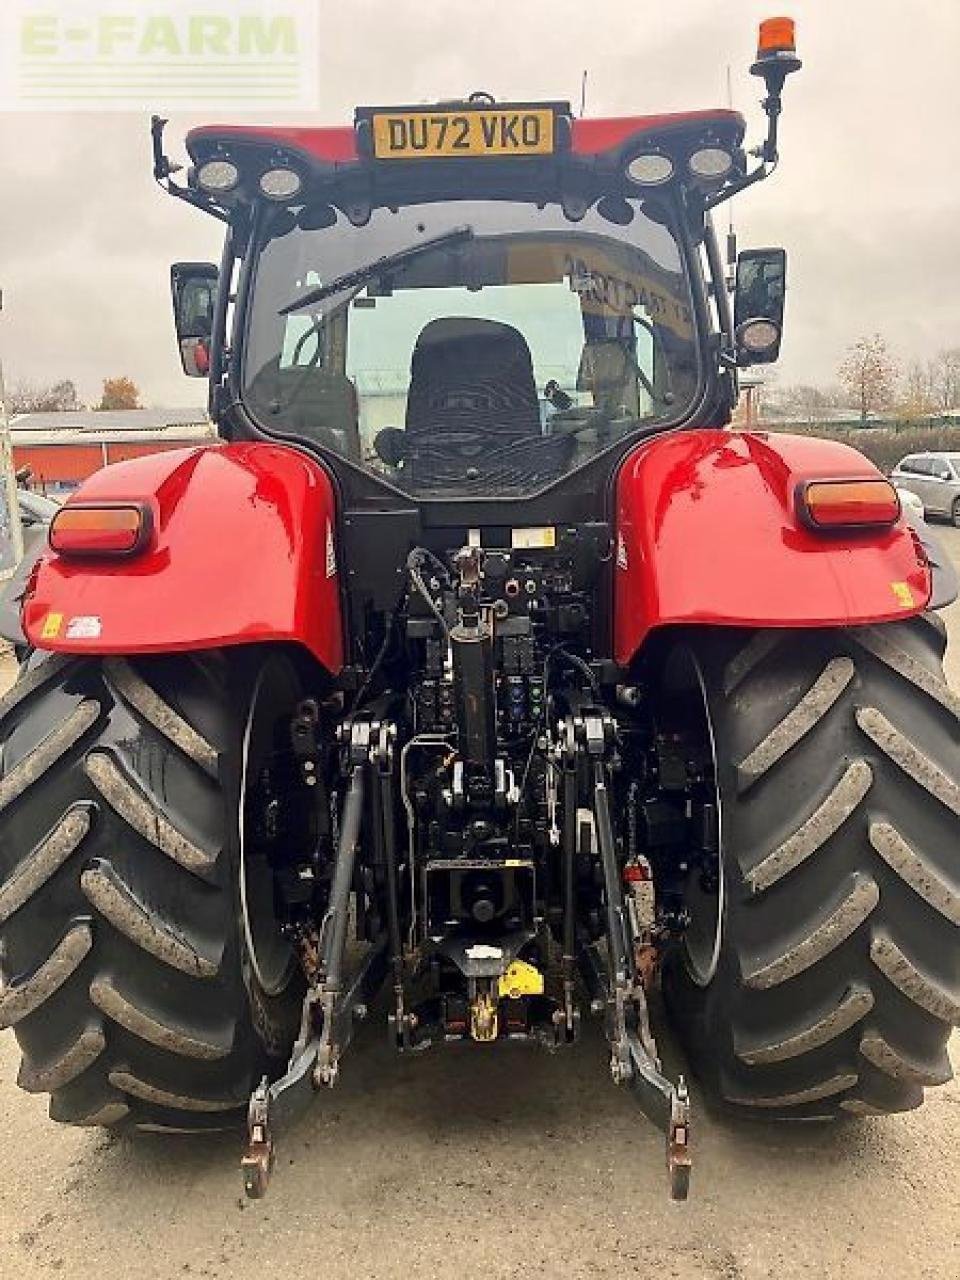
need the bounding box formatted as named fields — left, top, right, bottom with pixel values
left=734, top=247, right=786, bottom=365
left=171, top=262, right=219, bottom=378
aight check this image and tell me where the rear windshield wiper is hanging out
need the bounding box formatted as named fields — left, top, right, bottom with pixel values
left=278, top=225, right=475, bottom=316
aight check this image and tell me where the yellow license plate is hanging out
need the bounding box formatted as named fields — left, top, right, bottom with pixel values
left=371, top=108, right=555, bottom=160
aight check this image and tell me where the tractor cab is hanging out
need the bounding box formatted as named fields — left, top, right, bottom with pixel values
left=164, top=90, right=788, bottom=513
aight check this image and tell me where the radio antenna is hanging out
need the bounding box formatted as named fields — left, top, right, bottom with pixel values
left=579, top=70, right=588, bottom=117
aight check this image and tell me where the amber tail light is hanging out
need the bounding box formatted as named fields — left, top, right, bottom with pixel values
left=50, top=504, right=152, bottom=557
left=797, top=480, right=901, bottom=531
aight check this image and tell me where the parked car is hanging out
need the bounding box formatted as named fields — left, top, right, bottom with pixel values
left=891, top=452, right=960, bottom=525
left=895, top=484, right=959, bottom=610
left=895, top=485, right=926, bottom=519
left=0, top=488, right=58, bottom=660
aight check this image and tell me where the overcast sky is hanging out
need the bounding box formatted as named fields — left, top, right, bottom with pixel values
left=1, top=0, right=958, bottom=409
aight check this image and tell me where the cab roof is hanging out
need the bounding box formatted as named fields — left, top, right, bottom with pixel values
left=182, top=108, right=747, bottom=223
left=187, top=109, right=745, bottom=170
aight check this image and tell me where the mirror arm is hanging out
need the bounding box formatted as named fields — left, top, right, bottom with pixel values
left=701, top=160, right=772, bottom=212
left=150, top=115, right=231, bottom=225
left=702, top=48, right=800, bottom=213
left=750, top=49, right=801, bottom=163
left=163, top=181, right=231, bottom=225
left=758, top=89, right=784, bottom=165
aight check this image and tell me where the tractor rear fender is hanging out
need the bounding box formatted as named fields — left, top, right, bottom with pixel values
left=614, top=429, right=932, bottom=666
left=21, top=442, right=345, bottom=672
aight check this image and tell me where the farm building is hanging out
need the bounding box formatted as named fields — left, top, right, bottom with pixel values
left=10, top=407, right=215, bottom=494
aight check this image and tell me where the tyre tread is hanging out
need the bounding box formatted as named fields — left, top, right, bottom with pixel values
left=736, top=657, right=855, bottom=791
left=83, top=750, right=218, bottom=875
left=666, top=616, right=960, bottom=1120
left=856, top=705, right=960, bottom=817
left=0, top=653, right=290, bottom=1131
left=0, top=701, right=100, bottom=814
left=81, top=860, right=219, bottom=977
left=868, top=821, right=960, bottom=926
left=859, top=1027, right=953, bottom=1086
left=743, top=873, right=879, bottom=989
left=745, top=759, right=872, bottom=894
left=735, top=984, right=874, bottom=1065
left=89, top=974, right=233, bottom=1062
left=0, top=923, right=93, bottom=1029
left=0, top=805, right=92, bottom=924
left=870, top=930, right=960, bottom=1024
left=108, top=1068, right=243, bottom=1113
left=18, top=1026, right=106, bottom=1094
left=105, top=658, right=219, bottom=776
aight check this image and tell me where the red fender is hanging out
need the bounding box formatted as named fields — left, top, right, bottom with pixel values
left=614, top=430, right=931, bottom=666
left=22, top=442, right=344, bottom=673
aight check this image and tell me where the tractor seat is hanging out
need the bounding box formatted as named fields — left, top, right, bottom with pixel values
left=402, top=317, right=571, bottom=489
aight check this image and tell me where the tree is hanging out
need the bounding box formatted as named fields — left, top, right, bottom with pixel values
left=838, top=334, right=898, bottom=424
left=769, top=383, right=835, bottom=423
left=897, top=359, right=936, bottom=424
left=96, top=377, right=141, bottom=411
left=7, top=378, right=82, bottom=414
left=927, top=348, right=960, bottom=414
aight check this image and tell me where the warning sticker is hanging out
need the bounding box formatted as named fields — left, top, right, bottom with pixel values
left=40, top=612, right=63, bottom=640
left=65, top=615, right=102, bottom=640
left=890, top=582, right=914, bottom=609
left=511, top=527, right=556, bottom=550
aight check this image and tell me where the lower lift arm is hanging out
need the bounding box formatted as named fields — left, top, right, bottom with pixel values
left=559, top=712, right=691, bottom=1200
left=242, top=720, right=392, bottom=1198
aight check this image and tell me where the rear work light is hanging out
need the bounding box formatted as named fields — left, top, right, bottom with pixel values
left=798, top=480, right=901, bottom=531
left=196, top=158, right=240, bottom=194
left=50, top=504, right=152, bottom=557
left=259, top=166, right=303, bottom=201
left=688, top=147, right=734, bottom=181
left=626, top=153, right=674, bottom=186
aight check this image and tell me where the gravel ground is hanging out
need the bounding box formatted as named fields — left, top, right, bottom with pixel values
left=0, top=528, right=958, bottom=1280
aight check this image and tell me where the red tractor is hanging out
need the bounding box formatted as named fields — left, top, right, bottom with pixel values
left=1, top=20, right=957, bottom=1200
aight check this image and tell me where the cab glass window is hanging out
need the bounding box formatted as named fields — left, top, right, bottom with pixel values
left=243, top=199, right=698, bottom=497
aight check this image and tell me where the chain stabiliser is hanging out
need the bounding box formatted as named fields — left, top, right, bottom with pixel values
left=559, top=710, right=692, bottom=1201
left=241, top=718, right=394, bottom=1200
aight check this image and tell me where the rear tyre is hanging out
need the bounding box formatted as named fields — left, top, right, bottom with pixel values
left=661, top=617, right=960, bottom=1118
left=0, top=650, right=304, bottom=1132
left=951, top=497, right=960, bottom=529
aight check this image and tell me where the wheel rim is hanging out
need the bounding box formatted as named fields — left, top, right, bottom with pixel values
left=239, top=658, right=304, bottom=997
left=659, top=648, right=725, bottom=988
